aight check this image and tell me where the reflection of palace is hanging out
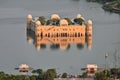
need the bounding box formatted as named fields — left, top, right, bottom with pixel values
left=26, top=14, right=92, bottom=50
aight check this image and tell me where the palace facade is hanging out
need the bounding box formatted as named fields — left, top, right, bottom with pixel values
left=26, top=14, right=92, bottom=50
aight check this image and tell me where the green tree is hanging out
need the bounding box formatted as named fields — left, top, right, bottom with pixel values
left=62, top=73, right=68, bottom=78
left=32, top=69, right=43, bottom=75
left=38, top=16, right=46, bottom=25
left=74, top=18, right=84, bottom=25
left=52, top=19, right=60, bottom=26
left=46, top=20, right=52, bottom=25
left=45, top=69, right=57, bottom=80
left=110, top=68, right=120, bottom=78
left=64, top=18, right=72, bottom=25
left=25, top=77, right=30, bottom=80
left=47, top=69, right=57, bottom=78
left=117, top=0, right=120, bottom=7
left=29, top=75, right=36, bottom=80
left=82, top=72, right=88, bottom=78
left=15, top=75, right=23, bottom=80
left=95, top=71, right=110, bottom=80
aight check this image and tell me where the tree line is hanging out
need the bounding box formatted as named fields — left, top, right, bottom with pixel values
left=0, top=68, right=80, bottom=80
left=86, top=0, right=120, bottom=13
left=0, top=69, right=56, bottom=80
left=1, top=68, right=120, bottom=80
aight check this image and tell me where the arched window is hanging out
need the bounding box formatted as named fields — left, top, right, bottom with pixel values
left=81, top=33, right=83, bottom=37
left=78, top=33, right=80, bottom=37
left=48, top=33, right=50, bottom=37
left=40, top=32, right=43, bottom=37
left=65, top=33, right=67, bottom=37
left=45, top=34, right=47, bottom=37
left=56, top=33, right=58, bottom=37
left=75, top=33, right=77, bottom=37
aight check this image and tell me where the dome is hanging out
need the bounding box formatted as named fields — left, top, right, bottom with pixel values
left=19, top=64, right=29, bottom=69
left=51, top=14, right=60, bottom=20
left=35, top=20, right=41, bottom=26
left=27, top=14, right=32, bottom=19
left=60, top=19, right=68, bottom=26
left=77, top=14, right=82, bottom=18
left=87, top=19, right=92, bottom=25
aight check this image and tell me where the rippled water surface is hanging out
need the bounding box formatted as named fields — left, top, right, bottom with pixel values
left=0, top=0, right=120, bottom=74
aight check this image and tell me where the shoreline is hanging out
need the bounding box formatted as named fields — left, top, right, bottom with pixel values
left=102, top=1, right=120, bottom=14
left=87, top=0, right=120, bottom=14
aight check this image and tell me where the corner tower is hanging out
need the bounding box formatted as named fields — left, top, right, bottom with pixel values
left=27, top=14, right=32, bottom=29
left=86, top=20, right=92, bottom=50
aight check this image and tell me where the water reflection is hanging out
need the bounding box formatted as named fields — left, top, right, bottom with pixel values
left=26, top=29, right=92, bottom=51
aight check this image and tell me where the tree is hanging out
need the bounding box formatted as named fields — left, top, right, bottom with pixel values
left=32, top=69, right=44, bottom=80
left=46, top=19, right=60, bottom=26
left=82, top=72, right=88, bottom=78
left=62, top=73, right=68, bottom=78
left=110, top=68, right=120, bottom=78
left=117, top=0, right=120, bottom=8
left=47, top=69, right=57, bottom=78
left=45, top=69, right=57, bottom=80
left=74, top=18, right=84, bottom=25
left=46, top=20, right=52, bottom=25
left=38, top=16, right=46, bottom=25
left=64, top=18, right=72, bottom=25
left=95, top=71, right=106, bottom=80
left=32, top=69, right=43, bottom=75
left=29, top=75, right=36, bottom=80
left=95, top=70, right=110, bottom=80
left=51, top=19, right=60, bottom=26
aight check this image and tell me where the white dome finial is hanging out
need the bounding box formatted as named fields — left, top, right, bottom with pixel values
left=88, top=19, right=92, bottom=25
left=35, top=20, right=41, bottom=27
left=27, top=14, right=32, bottom=19
left=51, top=14, right=60, bottom=20
left=77, top=14, right=82, bottom=18
left=60, top=19, right=68, bottom=26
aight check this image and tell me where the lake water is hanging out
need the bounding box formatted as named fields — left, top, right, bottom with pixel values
left=0, top=0, right=120, bottom=75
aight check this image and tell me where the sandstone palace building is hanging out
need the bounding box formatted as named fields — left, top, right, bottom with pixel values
left=26, top=14, right=92, bottom=50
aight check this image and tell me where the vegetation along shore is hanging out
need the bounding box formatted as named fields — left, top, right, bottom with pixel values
left=87, top=0, right=120, bottom=14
